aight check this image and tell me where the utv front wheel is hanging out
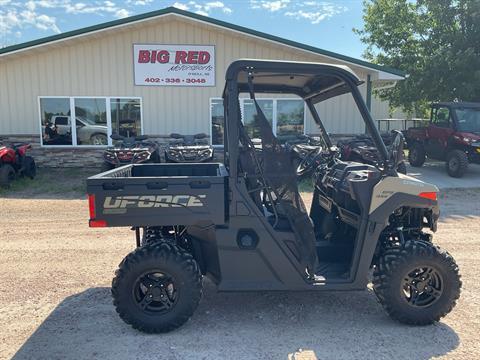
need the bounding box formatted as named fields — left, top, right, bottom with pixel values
left=373, top=240, right=461, bottom=325
left=112, top=243, right=202, bottom=333
left=408, top=143, right=426, bottom=167
left=446, top=150, right=468, bottom=178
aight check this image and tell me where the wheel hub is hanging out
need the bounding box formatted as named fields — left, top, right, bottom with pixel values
left=134, top=271, right=177, bottom=313
left=402, top=266, right=443, bottom=307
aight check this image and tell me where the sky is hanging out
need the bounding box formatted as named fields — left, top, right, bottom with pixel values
left=0, top=0, right=367, bottom=58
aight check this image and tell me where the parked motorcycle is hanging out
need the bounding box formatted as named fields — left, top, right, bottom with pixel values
left=337, top=133, right=407, bottom=174
left=0, top=139, right=36, bottom=187
left=101, top=134, right=160, bottom=171
left=164, top=133, right=214, bottom=163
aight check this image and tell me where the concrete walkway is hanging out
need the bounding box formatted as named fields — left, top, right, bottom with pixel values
left=406, top=161, right=480, bottom=189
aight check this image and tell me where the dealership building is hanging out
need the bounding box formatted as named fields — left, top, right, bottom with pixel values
left=0, top=6, right=405, bottom=167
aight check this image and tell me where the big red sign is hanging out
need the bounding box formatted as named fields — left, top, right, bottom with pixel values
left=133, top=44, right=215, bottom=86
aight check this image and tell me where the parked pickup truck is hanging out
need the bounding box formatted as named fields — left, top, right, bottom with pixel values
left=87, top=163, right=228, bottom=228
left=405, top=102, right=480, bottom=177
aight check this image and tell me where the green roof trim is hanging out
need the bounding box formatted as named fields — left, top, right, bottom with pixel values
left=0, top=6, right=405, bottom=77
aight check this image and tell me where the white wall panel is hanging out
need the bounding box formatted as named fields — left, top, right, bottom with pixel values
left=0, top=15, right=398, bottom=137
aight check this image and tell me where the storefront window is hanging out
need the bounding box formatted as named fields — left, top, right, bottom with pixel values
left=110, top=98, right=142, bottom=138
left=276, top=99, right=305, bottom=142
left=39, top=97, right=142, bottom=146
left=210, top=98, right=304, bottom=145
left=211, top=99, right=224, bottom=145
left=40, top=98, right=72, bottom=145
left=242, top=100, right=274, bottom=139
left=74, top=98, right=108, bottom=145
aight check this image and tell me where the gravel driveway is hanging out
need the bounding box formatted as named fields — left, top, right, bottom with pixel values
left=0, top=185, right=479, bottom=360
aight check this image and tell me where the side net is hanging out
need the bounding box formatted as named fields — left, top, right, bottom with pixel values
left=238, top=77, right=318, bottom=274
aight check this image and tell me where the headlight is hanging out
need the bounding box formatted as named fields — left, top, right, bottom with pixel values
left=135, top=151, right=151, bottom=160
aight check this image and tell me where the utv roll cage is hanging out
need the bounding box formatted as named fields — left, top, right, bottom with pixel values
left=221, top=60, right=392, bottom=277
left=222, top=59, right=390, bottom=172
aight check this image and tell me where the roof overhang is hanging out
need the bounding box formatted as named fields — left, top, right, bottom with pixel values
left=0, top=7, right=406, bottom=80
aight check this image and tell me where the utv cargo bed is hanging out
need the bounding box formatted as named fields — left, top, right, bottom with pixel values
left=87, top=163, right=228, bottom=227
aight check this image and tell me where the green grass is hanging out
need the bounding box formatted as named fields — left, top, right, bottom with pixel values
left=298, top=177, right=314, bottom=193
left=0, top=167, right=99, bottom=198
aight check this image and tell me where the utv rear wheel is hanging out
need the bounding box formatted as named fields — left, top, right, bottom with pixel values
left=408, top=143, right=426, bottom=167
left=373, top=239, right=461, bottom=325
left=446, top=150, right=468, bottom=178
left=0, top=164, right=16, bottom=187
left=112, top=242, right=202, bottom=333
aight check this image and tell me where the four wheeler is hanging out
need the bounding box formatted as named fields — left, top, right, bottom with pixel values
left=101, top=134, right=160, bottom=172
left=338, top=133, right=407, bottom=174
left=164, top=133, right=214, bottom=163
left=87, top=60, right=461, bottom=334
left=0, top=140, right=36, bottom=187
left=405, top=102, right=480, bottom=177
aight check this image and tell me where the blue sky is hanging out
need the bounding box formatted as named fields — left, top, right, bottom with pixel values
left=0, top=1, right=366, bottom=58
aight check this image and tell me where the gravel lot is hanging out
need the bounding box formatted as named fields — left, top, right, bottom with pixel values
left=0, top=171, right=479, bottom=359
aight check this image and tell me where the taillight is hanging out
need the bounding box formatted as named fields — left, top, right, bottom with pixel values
left=419, top=192, right=437, bottom=201
left=88, top=194, right=96, bottom=219
left=88, top=194, right=107, bottom=227
left=89, top=219, right=107, bottom=227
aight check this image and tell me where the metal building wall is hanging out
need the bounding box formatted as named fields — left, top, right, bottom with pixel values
left=0, top=15, right=389, bottom=138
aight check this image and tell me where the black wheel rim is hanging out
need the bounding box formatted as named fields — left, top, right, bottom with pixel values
left=133, top=271, right=178, bottom=314
left=401, top=266, right=443, bottom=307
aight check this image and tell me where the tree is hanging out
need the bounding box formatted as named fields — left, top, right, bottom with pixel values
left=355, top=0, right=480, bottom=115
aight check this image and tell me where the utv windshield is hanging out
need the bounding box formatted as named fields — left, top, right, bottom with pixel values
left=455, top=108, right=480, bottom=133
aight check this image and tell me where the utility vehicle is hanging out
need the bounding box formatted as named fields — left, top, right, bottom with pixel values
left=87, top=60, right=461, bottom=333
left=406, top=102, right=480, bottom=177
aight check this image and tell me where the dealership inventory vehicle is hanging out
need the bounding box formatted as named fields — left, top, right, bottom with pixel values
left=87, top=60, right=461, bottom=333
left=101, top=134, right=161, bottom=171
left=0, top=140, right=36, bottom=187
left=338, top=133, right=407, bottom=174
left=164, top=133, right=214, bottom=163
left=406, top=102, right=480, bottom=177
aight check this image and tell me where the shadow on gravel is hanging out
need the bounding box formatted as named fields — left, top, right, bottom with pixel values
left=13, top=282, right=459, bottom=360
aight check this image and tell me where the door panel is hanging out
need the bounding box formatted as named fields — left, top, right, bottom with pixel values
left=426, top=107, right=454, bottom=160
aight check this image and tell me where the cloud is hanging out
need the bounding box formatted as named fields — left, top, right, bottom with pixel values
left=250, top=0, right=347, bottom=24
left=251, top=0, right=290, bottom=12
left=0, top=0, right=236, bottom=47
left=172, top=1, right=232, bottom=16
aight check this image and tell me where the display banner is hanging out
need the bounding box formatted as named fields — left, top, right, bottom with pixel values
left=133, top=44, right=215, bottom=86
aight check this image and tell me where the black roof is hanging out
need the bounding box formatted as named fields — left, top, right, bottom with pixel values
left=224, top=59, right=363, bottom=103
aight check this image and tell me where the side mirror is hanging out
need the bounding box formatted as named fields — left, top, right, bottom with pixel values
left=390, top=130, right=405, bottom=168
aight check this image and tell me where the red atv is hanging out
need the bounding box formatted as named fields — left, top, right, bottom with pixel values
left=0, top=140, right=36, bottom=187
left=406, top=102, right=480, bottom=177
